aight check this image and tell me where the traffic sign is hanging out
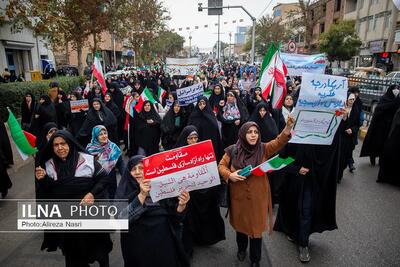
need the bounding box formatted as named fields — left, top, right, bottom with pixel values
left=288, top=40, right=296, bottom=53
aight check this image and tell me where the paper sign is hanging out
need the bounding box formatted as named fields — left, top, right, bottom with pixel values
left=290, top=73, right=347, bottom=145
left=143, top=140, right=220, bottom=202
left=70, top=99, right=89, bottom=113
left=165, top=57, right=201, bottom=76
left=176, top=83, right=204, bottom=106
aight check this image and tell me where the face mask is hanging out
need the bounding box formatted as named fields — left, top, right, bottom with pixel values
left=392, top=89, right=400, bottom=97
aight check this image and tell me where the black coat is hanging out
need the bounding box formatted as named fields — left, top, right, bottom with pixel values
left=21, top=98, right=35, bottom=126
left=360, top=90, right=400, bottom=158
left=160, top=108, right=187, bottom=151
left=77, top=100, right=118, bottom=146
left=188, top=96, right=223, bottom=161
left=338, top=106, right=361, bottom=180
left=31, top=96, right=57, bottom=138
left=274, top=133, right=340, bottom=239
left=0, top=122, right=12, bottom=197
left=135, top=101, right=161, bottom=156
left=249, top=102, right=279, bottom=143
left=377, top=107, right=400, bottom=185
left=37, top=131, right=112, bottom=263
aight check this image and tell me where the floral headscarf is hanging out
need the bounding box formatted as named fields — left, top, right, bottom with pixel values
left=86, top=125, right=121, bottom=174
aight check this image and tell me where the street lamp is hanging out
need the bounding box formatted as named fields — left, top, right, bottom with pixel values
left=189, top=34, right=192, bottom=58
left=198, top=2, right=256, bottom=64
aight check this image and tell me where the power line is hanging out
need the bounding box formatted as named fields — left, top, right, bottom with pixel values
left=257, top=0, right=275, bottom=19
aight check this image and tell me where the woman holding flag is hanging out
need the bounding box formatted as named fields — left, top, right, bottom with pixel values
left=218, top=116, right=294, bottom=267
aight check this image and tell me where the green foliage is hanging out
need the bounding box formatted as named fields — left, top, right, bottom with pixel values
left=0, top=76, right=83, bottom=122
left=146, top=31, right=185, bottom=61
left=244, top=15, right=291, bottom=55
left=318, top=20, right=362, bottom=63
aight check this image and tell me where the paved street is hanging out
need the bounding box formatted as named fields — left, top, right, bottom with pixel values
left=0, top=144, right=399, bottom=267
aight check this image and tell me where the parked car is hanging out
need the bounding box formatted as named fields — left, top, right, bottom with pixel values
left=386, top=71, right=400, bottom=79
left=57, top=65, right=79, bottom=76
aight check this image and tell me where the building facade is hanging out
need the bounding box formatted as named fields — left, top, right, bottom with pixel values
left=0, top=1, right=55, bottom=80
left=272, top=2, right=305, bottom=53
left=343, top=0, right=399, bottom=71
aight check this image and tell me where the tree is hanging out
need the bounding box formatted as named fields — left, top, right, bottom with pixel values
left=148, top=31, right=185, bottom=60
left=318, top=20, right=361, bottom=66
left=243, top=15, right=291, bottom=55
left=124, top=0, right=170, bottom=65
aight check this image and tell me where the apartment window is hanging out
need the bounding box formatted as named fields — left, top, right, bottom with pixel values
left=359, top=0, right=364, bottom=9
left=373, top=16, right=378, bottom=30
left=335, top=0, right=342, bottom=11
left=323, top=4, right=327, bottom=15
left=371, top=0, right=379, bottom=5
left=368, top=17, right=374, bottom=31
left=311, top=10, right=315, bottom=20
left=384, top=14, right=392, bottom=28
left=320, top=23, right=325, bottom=33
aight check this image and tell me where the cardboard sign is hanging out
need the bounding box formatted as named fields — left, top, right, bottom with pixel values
left=143, top=140, right=220, bottom=202
left=70, top=99, right=89, bottom=113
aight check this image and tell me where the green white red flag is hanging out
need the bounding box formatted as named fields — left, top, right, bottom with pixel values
left=251, top=155, right=294, bottom=176
left=157, top=86, right=167, bottom=103
left=257, top=43, right=288, bottom=109
left=135, top=87, right=158, bottom=112
left=92, top=56, right=107, bottom=95
left=6, top=108, right=37, bottom=160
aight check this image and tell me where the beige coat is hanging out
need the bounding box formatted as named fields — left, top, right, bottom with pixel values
left=218, top=132, right=290, bottom=238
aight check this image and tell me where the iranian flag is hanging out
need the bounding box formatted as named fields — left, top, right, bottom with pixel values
left=157, top=86, right=167, bottom=103
left=92, top=56, right=107, bottom=95
left=7, top=108, right=37, bottom=160
left=135, top=87, right=158, bottom=112
left=251, top=155, right=294, bottom=176
left=257, top=43, right=288, bottom=108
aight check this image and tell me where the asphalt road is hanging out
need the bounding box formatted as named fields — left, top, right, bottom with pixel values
left=0, top=144, right=399, bottom=267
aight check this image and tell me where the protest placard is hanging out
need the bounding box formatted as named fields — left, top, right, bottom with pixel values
left=70, top=99, right=89, bottom=113
left=281, top=53, right=327, bottom=76
left=290, top=73, right=348, bottom=145
left=143, top=140, right=220, bottom=202
left=165, top=57, right=201, bottom=76
left=176, top=83, right=204, bottom=106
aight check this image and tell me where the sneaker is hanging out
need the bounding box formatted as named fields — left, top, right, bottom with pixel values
left=299, top=246, right=311, bottom=263
left=237, top=250, right=246, bottom=262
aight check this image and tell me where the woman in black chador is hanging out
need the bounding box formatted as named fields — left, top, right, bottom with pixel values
left=174, top=126, right=225, bottom=257
left=116, top=155, right=190, bottom=267
left=0, top=122, right=13, bottom=198
left=274, top=129, right=341, bottom=263
left=337, top=93, right=361, bottom=182
left=161, top=101, right=187, bottom=151
left=20, top=92, right=35, bottom=130
left=135, top=100, right=161, bottom=156
left=77, top=98, right=118, bottom=146
left=188, top=96, right=223, bottom=161
left=31, top=95, right=57, bottom=140
left=35, top=130, right=112, bottom=267
left=377, top=106, right=400, bottom=185
left=217, top=91, right=249, bottom=149
left=208, top=84, right=225, bottom=113
left=249, top=102, right=279, bottom=143
left=360, top=85, right=400, bottom=165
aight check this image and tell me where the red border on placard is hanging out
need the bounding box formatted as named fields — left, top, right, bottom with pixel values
left=143, top=140, right=216, bottom=179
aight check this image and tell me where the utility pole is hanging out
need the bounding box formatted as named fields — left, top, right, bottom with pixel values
left=229, top=32, right=232, bottom=61
left=217, top=15, right=220, bottom=63
left=189, top=34, right=192, bottom=58
left=198, top=3, right=257, bottom=64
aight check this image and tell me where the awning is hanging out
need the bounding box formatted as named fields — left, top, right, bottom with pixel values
left=3, top=40, right=34, bottom=50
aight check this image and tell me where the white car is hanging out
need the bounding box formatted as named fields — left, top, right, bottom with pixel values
left=386, top=71, right=400, bottom=79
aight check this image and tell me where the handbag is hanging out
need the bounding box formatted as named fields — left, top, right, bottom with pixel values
left=219, top=147, right=237, bottom=209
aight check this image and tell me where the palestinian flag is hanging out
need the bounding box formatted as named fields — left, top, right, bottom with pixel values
left=157, top=86, right=167, bottom=103
left=257, top=43, right=288, bottom=109
left=134, top=87, right=157, bottom=112
left=92, top=56, right=107, bottom=95
left=251, top=155, right=294, bottom=176
left=6, top=108, right=37, bottom=160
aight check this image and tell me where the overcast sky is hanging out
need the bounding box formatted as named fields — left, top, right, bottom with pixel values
left=163, top=0, right=296, bottom=51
